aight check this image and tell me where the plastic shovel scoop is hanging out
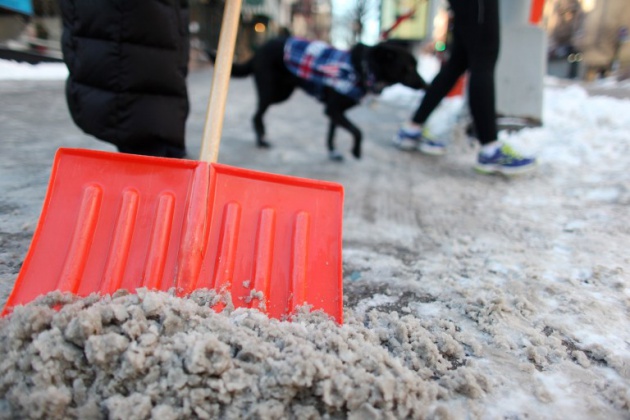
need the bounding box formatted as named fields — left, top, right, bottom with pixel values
left=185, top=163, right=343, bottom=321
left=1, top=0, right=344, bottom=322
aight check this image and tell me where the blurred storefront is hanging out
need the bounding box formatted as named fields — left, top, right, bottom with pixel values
left=543, top=0, right=630, bottom=80
left=191, top=0, right=331, bottom=61
left=0, top=0, right=63, bottom=63
left=290, top=0, right=331, bottom=42
left=0, top=0, right=333, bottom=66
left=380, top=0, right=429, bottom=42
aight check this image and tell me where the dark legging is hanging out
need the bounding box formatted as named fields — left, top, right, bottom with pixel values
left=412, top=0, right=500, bottom=145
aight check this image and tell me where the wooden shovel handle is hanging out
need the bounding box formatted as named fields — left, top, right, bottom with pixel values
left=199, top=0, right=243, bottom=163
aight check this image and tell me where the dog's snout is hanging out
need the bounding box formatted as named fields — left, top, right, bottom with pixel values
left=404, top=74, right=427, bottom=90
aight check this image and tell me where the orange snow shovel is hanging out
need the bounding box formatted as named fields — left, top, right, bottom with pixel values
left=2, top=0, right=344, bottom=322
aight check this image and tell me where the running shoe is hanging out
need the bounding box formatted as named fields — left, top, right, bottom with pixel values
left=475, top=143, right=537, bottom=175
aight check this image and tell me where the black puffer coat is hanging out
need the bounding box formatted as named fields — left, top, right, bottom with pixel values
left=60, top=0, right=190, bottom=158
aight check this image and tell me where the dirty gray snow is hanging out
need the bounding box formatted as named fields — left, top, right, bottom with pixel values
left=0, top=289, right=473, bottom=419
left=0, top=61, right=629, bottom=419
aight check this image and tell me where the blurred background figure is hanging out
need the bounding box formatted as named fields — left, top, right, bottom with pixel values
left=542, top=0, right=630, bottom=81
left=545, top=0, right=584, bottom=78
left=570, top=0, right=630, bottom=81
left=59, top=0, right=191, bottom=158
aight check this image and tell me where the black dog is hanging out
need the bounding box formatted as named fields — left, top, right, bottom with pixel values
left=217, top=37, right=426, bottom=160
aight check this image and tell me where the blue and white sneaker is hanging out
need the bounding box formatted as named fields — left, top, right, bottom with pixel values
left=475, top=143, right=537, bottom=175
left=392, top=128, right=421, bottom=151
left=392, top=127, right=447, bottom=155
left=418, top=128, right=447, bottom=156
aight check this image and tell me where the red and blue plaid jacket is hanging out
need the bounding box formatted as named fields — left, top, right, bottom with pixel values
left=284, top=37, right=366, bottom=102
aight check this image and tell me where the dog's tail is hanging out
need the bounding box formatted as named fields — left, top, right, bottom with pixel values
left=206, top=49, right=254, bottom=78
left=231, top=59, right=254, bottom=77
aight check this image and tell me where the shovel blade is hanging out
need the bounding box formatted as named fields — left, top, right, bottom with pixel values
left=3, top=150, right=344, bottom=323
left=187, top=163, right=344, bottom=323
left=2, top=149, right=209, bottom=315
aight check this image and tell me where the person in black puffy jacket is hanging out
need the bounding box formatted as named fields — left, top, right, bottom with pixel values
left=59, top=0, right=190, bottom=158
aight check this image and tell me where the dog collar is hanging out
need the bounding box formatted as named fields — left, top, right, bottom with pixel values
left=360, top=58, right=380, bottom=94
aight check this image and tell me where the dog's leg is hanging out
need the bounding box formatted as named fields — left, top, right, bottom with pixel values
left=324, top=94, right=363, bottom=159
left=326, top=110, right=362, bottom=159
left=327, top=121, right=344, bottom=161
left=338, top=115, right=362, bottom=159
left=253, top=102, right=271, bottom=148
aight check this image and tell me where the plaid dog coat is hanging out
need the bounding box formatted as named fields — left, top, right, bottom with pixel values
left=283, top=37, right=367, bottom=102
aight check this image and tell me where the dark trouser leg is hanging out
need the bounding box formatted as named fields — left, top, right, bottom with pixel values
left=459, top=0, right=500, bottom=145
left=467, top=54, right=498, bottom=145
left=412, top=39, right=468, bottom=125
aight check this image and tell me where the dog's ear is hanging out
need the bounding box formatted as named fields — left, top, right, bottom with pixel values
left=372, top=44, right=400, bottom=63
left=370, top=44, right=427, bottom=90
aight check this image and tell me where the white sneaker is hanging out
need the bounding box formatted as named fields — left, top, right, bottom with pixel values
left=392, top=128, right=421, bottom=151
left=418, top=128, right=447, bottom=156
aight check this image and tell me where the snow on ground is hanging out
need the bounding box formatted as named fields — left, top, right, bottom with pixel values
left=0, top=58, right=628, bottom=419
left=0, top=58, right=68, bottom=80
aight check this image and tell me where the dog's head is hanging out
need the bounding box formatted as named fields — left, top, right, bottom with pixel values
left=366, top=43, right=427, bottom=93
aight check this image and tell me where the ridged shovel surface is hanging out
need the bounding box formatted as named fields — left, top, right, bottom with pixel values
left=2, top=149, right=344, bottom=323
left=1, top=149, right=209, bottom=315
left=184, top=163, right=344, bottom=322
